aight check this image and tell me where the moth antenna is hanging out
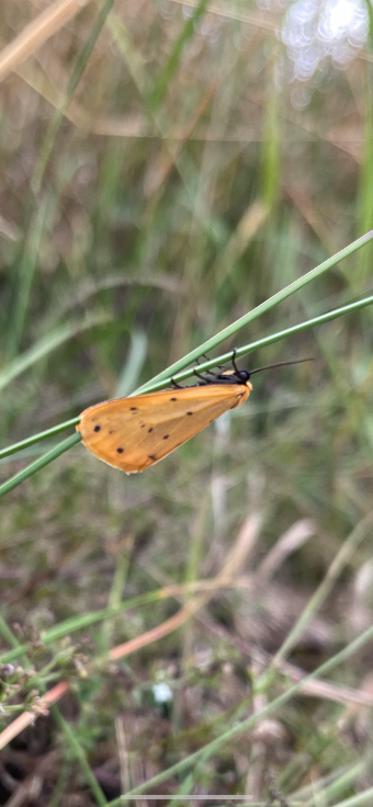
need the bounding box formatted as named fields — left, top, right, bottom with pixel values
left=249, top=357, right=314, bottom=376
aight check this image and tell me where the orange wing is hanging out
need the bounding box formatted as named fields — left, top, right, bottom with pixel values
left=77, top=382, right=252, bottom=474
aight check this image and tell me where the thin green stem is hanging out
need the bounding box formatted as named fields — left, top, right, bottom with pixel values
left=106, top=623, right=373, bottom=802
left=0, top=434, right=80, bottom=498
left=0, top=313, right=110, bottom=393
left=0, top=615, right=28, bottom=664
left=135, top=230, right=373, bottom=393
left=272, top=515, right=372, bottom=666
left=0, top=418, right=79, bottom=461
left=51, top=707, right=107, bottom=807
left=334, top=788, right=373, bottom=807
left=1, top=293, right=369, bottom=462
left=149, top=0, right=209, bottom=111
left=33, top=0, right=115, bottom=194
left=139, top=293, right=373, bottom=392
left=0, top=293, right=372, bottom=498
left=7, top=197, right=49, bottom=359
left=292, top=760, right=366, bottom=802
left=0, top=589, right=169, bottom=665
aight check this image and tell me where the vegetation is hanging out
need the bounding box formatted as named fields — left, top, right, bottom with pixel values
left=0, top=1, right=372, bottom=803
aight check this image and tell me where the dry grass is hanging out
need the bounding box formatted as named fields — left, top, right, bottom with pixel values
left=0, top=1, right=373, bottom=804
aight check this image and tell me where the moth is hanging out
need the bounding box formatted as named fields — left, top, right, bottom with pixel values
left=77, top=357, right=309, bottom=474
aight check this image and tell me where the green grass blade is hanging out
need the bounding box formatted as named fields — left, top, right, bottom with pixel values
left=33, top=0, right=115, bottom=193
left=0, top=419, right=79, bottom=461
left=357, top=2, right=373, bottom=282
left=0, top=293, right=371, bottom=492
left=261, top=57, right=280, bottom=210
left=272, top=515, right=372, bottom=665
left=334, top=787, right=373, bottom=807
left=0, top=313, right=109, bottom=392
left=106, top=623, right=373, bottom=802
left=137, top=294, right=373, bottom=392
left=51, top=707, right=107, bottom=807
left=293, top=760, right=367, bottom=803
left=149, top=0, right=209, bottom=111
left=0, top=590, right=180, bottom=665
left=114, top=329, right=148, bottom=397
left=7, top=196, right=49, bottom=358
left=135, top=231, right=373, bottom=393
left=0, top=434, right=80, bottom=498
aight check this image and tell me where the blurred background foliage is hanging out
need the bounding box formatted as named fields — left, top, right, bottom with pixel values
left=0, top=0, right=372, bottom=803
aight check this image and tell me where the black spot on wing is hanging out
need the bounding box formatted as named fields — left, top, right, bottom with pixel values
left=116, top=447, right=124, bottom=454
left=148, top=454, right=157, bottom=461
left=163, top=434, right=170, bottom=440
left=93, top=424, right=101, bottom=432
left=130, top=406, right=138, bottom=412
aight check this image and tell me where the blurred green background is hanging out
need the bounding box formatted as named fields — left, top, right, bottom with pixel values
left=0, top=0, right=372, bottom=803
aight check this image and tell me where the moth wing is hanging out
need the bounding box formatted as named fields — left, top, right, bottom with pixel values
left=77, top=383, right=251, bottom=474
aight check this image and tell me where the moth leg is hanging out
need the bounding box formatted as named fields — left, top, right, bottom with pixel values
left=231, top=348, right=240, bottom=375
left=196, top=366, right=218, bottom=379
left=193, top=369, right=210, bottom=385
left=230, top=348, right=251, bottom=384
left=209, top=355, right=225, bottom=371
left=194, top=353, right=211, bottom=365
left=194, top=356, right=215, bottom=375
left=202, top=352, right=223, bottom=368
left=170, top=377, right=184, bottom=389
left=196, top=354, right=224, bottom=374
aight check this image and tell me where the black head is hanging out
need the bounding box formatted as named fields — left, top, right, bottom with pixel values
left=235, top=368, right=251, bottom=382
left=191, top=356, right=313, bottom=388
left=212, top=357, right=313, bottom=385
left=217, top=357, right=313, bottom=384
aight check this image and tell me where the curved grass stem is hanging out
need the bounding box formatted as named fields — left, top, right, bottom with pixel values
left=0, top=434, right=80, bottom=498
left=135, top=230, right=373, bottom=394
left=0, top=418, right=79, bottom=461
left=136, top=294, right=373, bottom=391
left=0, top=290, right=372, bottom=497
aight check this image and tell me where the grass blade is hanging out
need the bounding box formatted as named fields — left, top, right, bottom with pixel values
left=0, top=293, right=372, bottom=489
left=106, top=623, right=373, bottom=801
left=0, top=313, right=109, bottom=392
left=136, top=231, right=373, bottom=393
left=0, top=434, right=80, bottom=498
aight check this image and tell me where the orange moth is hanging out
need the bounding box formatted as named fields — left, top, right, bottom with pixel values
left=77, top=357, right=310, bottom=474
